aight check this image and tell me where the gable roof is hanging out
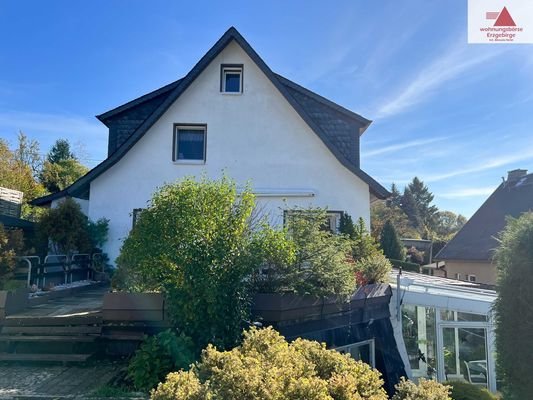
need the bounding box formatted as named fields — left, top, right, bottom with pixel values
left=436, top=172, right=533, bottom=261
left=31, top=27, right=388, bottom=206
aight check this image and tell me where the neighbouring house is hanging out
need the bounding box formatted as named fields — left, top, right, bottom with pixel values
left=435, top=168, right=533, bottom=285
left=0, top=187, right=34, bottom=238
left=31, top=27, right=388, bottom=263
left=0, top=187, right=23, bottom=219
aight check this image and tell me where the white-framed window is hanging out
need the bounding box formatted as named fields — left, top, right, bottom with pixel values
left=220, top=64, right=243, bottom=93
left=173, top=125, right=206, bottom=162
left=324, top=211, right=343, bottom=233
left=467, top=274, right=477, bottom=282
left=454, top=273, right=461, bottom=281
left=334, top=339, right=376, bottom=367
left=283, top=210, right=343, bottom=234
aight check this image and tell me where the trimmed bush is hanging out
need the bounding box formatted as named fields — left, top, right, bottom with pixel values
left=127, top=330, right=196, bottom=392
left=152, top=326, right=388, bottom=400
left=390, top=259, right=420, bottom=273
left=392, top=377, right=451, bottom=400
left=444, top=380, right=497, bottom=400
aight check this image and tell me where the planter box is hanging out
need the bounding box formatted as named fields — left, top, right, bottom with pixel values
left=103, top=292, right=165, bottom=322
left=0, top=287, right=29, bottom=318
left=252, top=283, right=392, bottom=323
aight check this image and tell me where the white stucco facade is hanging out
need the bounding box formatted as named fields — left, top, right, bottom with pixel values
left=88, top=41, right=372, bottom=263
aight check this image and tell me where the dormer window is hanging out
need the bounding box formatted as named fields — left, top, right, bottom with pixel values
left=221, top=64, right=243, bottom=93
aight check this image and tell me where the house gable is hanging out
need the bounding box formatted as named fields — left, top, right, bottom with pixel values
left=31, top=27, right=388, bottom=208
left=436, top=171, right=533, bottom=261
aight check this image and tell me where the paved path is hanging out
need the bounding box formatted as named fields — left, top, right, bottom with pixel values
left=0, top=362, right=125, bottom=399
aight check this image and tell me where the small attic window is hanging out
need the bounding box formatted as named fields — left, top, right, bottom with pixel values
left=221, top=64, right=243, bottom=93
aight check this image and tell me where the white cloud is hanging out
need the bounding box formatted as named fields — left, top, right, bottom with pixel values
left=373, top=43, right=506, bottom=119
left=364, top=136, right=448, bottom=157
left=423, top=148, right=533, bottom=183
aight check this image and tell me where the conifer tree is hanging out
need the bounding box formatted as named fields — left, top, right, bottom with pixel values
left=380, top=220, right=406, bottom=261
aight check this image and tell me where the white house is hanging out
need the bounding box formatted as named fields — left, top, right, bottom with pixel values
left=32, top=27, right=389, bottom=263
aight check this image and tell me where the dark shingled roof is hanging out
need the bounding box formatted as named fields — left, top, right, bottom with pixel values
left=0, top=214, right=35, bottom=230
left=436, top=171, right=533, bottom=261
left=31, top=27, right=388, bottom=206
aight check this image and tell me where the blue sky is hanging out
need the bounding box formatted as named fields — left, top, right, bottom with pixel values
left=1, top=1, right=532, bottom=217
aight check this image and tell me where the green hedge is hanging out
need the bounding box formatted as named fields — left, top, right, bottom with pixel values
left=389, top=259, right=420, bottom=272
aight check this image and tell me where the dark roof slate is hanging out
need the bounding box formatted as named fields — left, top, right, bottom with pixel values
left=31, top=27, right=388, bottom=206
left=0, top=214, right=35, bottom=230
left=436, top=173, right=533, bottom=261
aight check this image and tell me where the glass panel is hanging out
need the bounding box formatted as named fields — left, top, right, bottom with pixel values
left=402, top=305, right=437, bottom=379
left=442, top=327, right=488, bottom=387
left=224, top=72, right=241, bottom=92
left=440, top=310, right=487, bottom=322
left=457, top=312, right=487, bottom=322
left=177, top=130, right=205, bottom=160
left=440, top=310, right=455, bottom=321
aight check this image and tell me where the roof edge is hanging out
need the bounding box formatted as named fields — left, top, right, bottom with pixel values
left=275, top=74, right=372, bottom=129
left=434, top=182, right=504, bottom=260
left=96, top=79, right=182, bottom=123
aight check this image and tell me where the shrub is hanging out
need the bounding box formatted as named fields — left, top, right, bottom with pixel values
left=0, top=224, right=25, bottom=289
left=127, top=330, right=196, bottom=392
left=341, top=215, right=381, bottom=261
left=406, top=246, right=424, bottom=265
left=354, top=253, right=392, bottom=285
left=116, top=176, right=260, bottom=350
left=444, top=380, right=497, bottom=400
left=392, top=377, right=451, bottom=400
left=152, top=326, right=388, bottom=400
left=494, top=212, right=533, bottom=399
left=390, top=259, right=420, bottom=273
left=380, top=220, right=406, bottom=261
left=284, top=208, right=356, bottom=297
left=37, top=198, right=91, bottom=256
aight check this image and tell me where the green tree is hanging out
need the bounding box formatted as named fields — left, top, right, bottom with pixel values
left=432, top=211, right=467, bottom=240
left=40, top=158, right=89, bottom=192
left=387, top=183, right=403, bottom=208
left=282, top=208, right=356, bottom=297
left=116, top=176, right=261, bottom=351
left=371, top=201, right=418, bottom=239
left=152, top=326, right=388, bottom=400
left=494, top=212, right=533, bottom=399
left=339, top=212, right=356, bottom=238
left=39, top=139, right=88, bottom=193
left=47, top=138, right=75, bottom=163
left=402, top=177, right=439, bottom=238
left=0, top=139, right=45, bottom=201
left=350, top=217, right=381, bottom=261
left=13, top=131, right=42, bottom=177
left=37, top=198, right=92, bottom=256
left=380, top=220, right=406, bottom=261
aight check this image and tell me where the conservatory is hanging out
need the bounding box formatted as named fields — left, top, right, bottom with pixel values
left=389, top=270, right=497, bottom=393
